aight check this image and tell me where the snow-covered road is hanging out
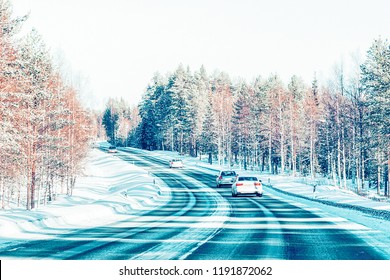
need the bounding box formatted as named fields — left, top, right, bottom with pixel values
left=1, top=146, right=390, bottom=260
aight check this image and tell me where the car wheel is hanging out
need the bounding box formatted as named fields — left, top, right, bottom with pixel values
left=216, top=183, right=220, bottom=188
left=232, top=191, right=237, bottom=197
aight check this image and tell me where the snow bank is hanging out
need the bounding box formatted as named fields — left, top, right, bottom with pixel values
left=0, top=148, right=171, bottom=240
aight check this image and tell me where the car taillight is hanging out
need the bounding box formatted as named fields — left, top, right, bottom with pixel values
left=236, top=183, right=243, bottom=186
left=219, top=176, right=223, bottom=180
left=254, top=182, right=261, bottom=186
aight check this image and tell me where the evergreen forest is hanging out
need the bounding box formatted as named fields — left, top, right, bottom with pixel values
left=101, top=39, right=390, bottom=197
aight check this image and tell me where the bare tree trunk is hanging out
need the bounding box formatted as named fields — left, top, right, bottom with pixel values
left=217, top=136, right=222, bottom=165
left=332, top=158, right=337, bottom=186
left=37, top=180, right=42, bottom=208
left=342, top=136, right=347, bottom=189
left=1, top=177, right=5, bottom=210
left=44, top=180, right=48, bottom=205
left=6, top=183, right=11, bottom=209
left=31, top=166, right=36, bottom=210
left=268, top=130, right=272, bottom=173
left=327, top=129, right=332, bottom=181
left=289, top=97, right=296, bottom=176
left=310, top=124, right=315, bottom=180
left=281, top=129, right=285, bottom=174
left=387, top=155, right=390, bottom=198
left=17, top=184, right=21, bottom=208
left=377, top=150, right=382, bottom=195
left=61, top=176, right=64, bottom=194
left=336, top=94, right=342, bottom=187
left=362, top=155, right=366, bottom=191
left=291, top=128, right=296, bottom=176
left=356, top=157, right=361, bottom=193
left=279, top=98, right=285, bottom=174
left=171, top=127, right=174, bottom=151
left=337, top=136, right=342, bottom=187
left=51, top=174, right=56, bottom=201
left=377, top=164, right=382, bottom=196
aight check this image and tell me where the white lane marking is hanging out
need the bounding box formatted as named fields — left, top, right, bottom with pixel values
left=6, top=247, right=25, bottom=252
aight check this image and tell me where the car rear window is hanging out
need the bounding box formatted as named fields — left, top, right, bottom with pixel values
left=238, top=177, right=258, bottom=181
left=222, top=171, right=236, bottom=176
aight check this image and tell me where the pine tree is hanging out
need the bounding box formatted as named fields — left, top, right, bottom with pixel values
left=165, top=65, right=193, bottom=153
left=190, top=65, right=210, bottom=156
left=251, top=76, right=270, bottom=171
left=232, top=80, right=252, bottom=170
left=102, top=99, right=119, bottom=145
left=287, top=75, right=306, bottom=176
left=199, top=92, right=217, bottom=163
left=361, top=38, right=390, bottom=196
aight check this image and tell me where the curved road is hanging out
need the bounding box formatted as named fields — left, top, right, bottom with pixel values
left=1, top=148, right=389, bottom=260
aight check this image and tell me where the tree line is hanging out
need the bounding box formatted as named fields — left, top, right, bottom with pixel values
left=102, top=38, right=389, bottom=197
left=0, top=0, right=96, bottom=210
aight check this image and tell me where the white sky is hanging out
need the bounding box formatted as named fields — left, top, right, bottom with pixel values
left=10, top=0, right=390, bottom=110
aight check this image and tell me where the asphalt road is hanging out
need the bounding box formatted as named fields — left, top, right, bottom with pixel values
left=1, top=148, right=389, bottom=260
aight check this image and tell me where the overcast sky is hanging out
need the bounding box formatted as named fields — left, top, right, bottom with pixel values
left=11, top=0, right=390, bottom=110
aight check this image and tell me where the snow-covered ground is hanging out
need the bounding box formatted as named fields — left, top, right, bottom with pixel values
left=1, top=145, right=389, bottom=243
left=0, top=147, right=171, bottom=241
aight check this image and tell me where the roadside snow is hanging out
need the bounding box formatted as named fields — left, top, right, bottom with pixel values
left=0, top=148, right=171, bottom=241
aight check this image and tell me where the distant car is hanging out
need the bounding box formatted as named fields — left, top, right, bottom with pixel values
left=231, top=176, right=263, bottom=197
left=169, top=159, right=184, bottom=168
left=91, top=142, right=99, bottom=149
left=108, top=146, right=118, bottom=153
left=216, top=170, right=237, bottom=188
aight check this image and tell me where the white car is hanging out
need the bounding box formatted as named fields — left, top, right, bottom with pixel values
left=91, top=142, right=99, bottom=149
left=231, top=176, right=263, bottom=197
left=169, top=159, right=184, bottom=168
left=216, top=170, right=237, bottom=187
left=108, top=146, right=118, bottom=153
